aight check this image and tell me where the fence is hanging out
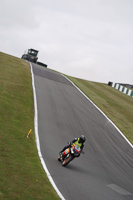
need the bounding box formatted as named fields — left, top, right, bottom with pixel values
left=108, top=82, right=133, bottom=98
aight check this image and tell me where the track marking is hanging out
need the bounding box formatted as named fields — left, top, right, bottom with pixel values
left=30, top=63, right=65, bottom=200
left=107, top=184, right=132, bottom=195
left=63, top=75, right=133, bottom=149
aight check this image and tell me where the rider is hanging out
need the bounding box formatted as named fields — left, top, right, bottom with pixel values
left=59, top=135, right=86, bottom=160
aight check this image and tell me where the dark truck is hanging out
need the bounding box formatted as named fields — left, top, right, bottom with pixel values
left=21, top=48, right=39, bottom=63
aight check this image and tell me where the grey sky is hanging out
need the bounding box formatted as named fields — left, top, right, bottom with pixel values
left=0, top=0, right=133, bottom=84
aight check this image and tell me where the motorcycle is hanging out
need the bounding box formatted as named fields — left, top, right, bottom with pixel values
left=58, top=144, right=83, bottom=167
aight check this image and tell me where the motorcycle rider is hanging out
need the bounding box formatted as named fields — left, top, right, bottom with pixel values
left=59, top=135, right=86, bottom=161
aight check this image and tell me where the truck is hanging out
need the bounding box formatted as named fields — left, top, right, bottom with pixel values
left=21, top=48, right=39, bottom=63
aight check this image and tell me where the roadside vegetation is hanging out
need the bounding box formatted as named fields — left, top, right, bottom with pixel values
left=0, top=52, right=60, bottom=200
left=66, top=76, right=133, bottom=145
left=0, top=51, right=132, bottom=200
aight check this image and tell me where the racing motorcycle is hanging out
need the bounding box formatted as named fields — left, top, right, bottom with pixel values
left=58, top=144, right=83, bottom=167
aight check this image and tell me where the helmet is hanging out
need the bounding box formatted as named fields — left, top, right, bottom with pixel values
left=79, top=135, right=86, bottom=143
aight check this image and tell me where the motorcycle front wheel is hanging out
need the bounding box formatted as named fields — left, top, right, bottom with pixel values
left=62, top=154, right=74, bottom=167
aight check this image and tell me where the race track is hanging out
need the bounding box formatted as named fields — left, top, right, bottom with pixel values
left=32, top=63, right=133, bottom=200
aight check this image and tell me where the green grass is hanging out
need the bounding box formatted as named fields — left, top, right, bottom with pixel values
left=0, top=51, right=133, bottom=200
left=65, top=76, right=133, bottom=145
left=0, top=52, right=60, bottom=200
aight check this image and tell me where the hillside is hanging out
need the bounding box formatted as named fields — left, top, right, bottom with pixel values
left=0, top=51, right=132, bottom=200
left=66, top=76, right=133, bottom=145
left=0, top=52, right=60, bottom=200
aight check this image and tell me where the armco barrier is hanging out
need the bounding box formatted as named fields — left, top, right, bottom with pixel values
left=111, top=83, right=133, bottom=98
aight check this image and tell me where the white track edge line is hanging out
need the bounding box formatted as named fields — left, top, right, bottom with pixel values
left=30, top=63, right=65, bottom=200
left=63, top=75, right=133, bottom=149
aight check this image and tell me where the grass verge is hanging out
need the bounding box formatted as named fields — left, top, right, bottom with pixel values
left=65, top=76, right=133, bottom=145
left=0, top=52, right=60, bottom=200
left=0, top=51, right=132, bottom=199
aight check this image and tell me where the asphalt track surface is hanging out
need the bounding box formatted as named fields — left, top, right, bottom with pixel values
left=32, top=63, right=133, bottom=200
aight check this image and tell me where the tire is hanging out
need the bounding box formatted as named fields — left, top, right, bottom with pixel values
left=62, top=155, right=73, bottom=167
left=58, top=155, right=61, bottom=161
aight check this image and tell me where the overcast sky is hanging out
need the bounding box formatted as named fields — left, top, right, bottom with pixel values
left=0, top=0, right=133, bottom=84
